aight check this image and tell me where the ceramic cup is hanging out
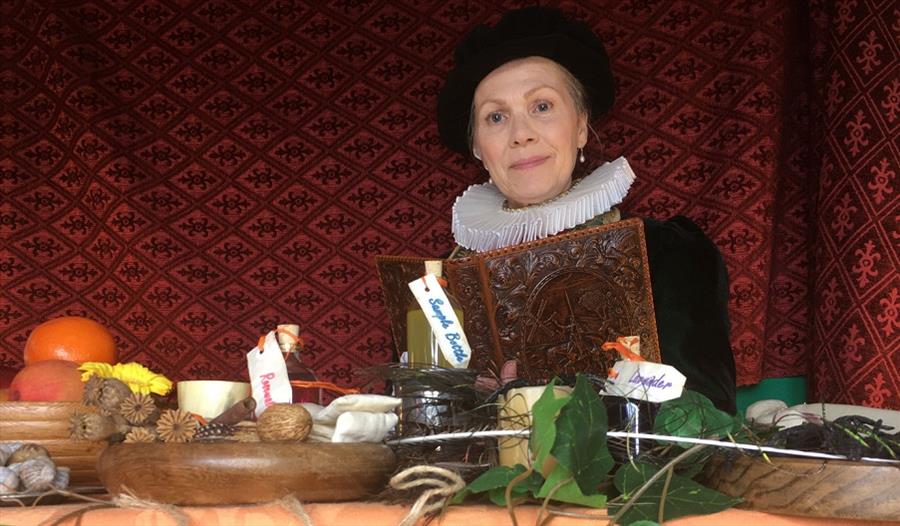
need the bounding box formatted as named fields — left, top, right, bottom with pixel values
left=177, top=380, right=251, bottom=420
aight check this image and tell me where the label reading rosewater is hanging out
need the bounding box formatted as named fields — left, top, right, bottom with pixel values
left=247, top=330, right=293, bottom=416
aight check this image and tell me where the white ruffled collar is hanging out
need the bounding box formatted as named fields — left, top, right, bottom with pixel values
left=451, top=156, right=636, bottom=252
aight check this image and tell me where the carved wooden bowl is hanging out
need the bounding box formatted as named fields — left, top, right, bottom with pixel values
left=703, top=455, right=900, bottom=521
left=97, top=442, right=396, bottom=505
left=0, top=401, right=106, bottom=487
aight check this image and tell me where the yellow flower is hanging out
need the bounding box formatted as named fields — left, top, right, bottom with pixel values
left=79, top=362, right=173, bottom=396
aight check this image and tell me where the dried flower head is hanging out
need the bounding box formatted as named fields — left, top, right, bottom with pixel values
left=120, top=392, right=160, bottom=426
left=156, top=409, right=199, bottom=443
left=82, top=375, right=104, bottom=406
left=124, top=426, right=158, bottom=443
left=70, top=412, right=116, bottom=441
left=98, top=378, right=133, bottom=414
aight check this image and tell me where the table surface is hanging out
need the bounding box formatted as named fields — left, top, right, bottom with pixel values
left=3, top=501, right=899, bottom=526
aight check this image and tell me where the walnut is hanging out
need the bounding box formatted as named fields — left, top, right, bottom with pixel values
left=257, top=404, right=311, bottom=442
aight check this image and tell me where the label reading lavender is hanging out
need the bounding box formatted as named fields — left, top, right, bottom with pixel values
left=408, top=273, right=471, bottom=368
left=605, top=361, right=686, bottom=403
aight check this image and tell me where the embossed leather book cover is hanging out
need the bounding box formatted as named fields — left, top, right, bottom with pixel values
left=444, top=218, right=661, bottom=382
left=374, top=256, right=431, bottom=363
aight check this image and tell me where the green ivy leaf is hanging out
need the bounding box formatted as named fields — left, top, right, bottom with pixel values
left=653, top=390, right=737, bottom=446
left=536, top=461, right=607, bottom=508
left=611, top=462, right=741, bottom=524
left=486, top=468, right=544, bottom=506
left=529, top=378, right=571, bottom=476
left=453, top=464, right=530, bottom=504
left=551, top=374, right=615, bottom=494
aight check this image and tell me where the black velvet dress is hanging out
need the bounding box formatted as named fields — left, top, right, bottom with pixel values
left=641, top=216, right=736, bottom=414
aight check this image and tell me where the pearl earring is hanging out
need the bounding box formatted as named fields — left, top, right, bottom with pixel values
left=578, top=148, right=585, bottom=163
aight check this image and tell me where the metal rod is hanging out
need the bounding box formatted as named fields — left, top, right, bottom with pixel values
left=387, top=429, right=900, bottom=465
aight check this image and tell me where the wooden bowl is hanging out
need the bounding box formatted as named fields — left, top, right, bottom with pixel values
left=97, top=442, right=397, bottom=505
left=0, top=402, right=106, bottom=487
left=702, top=455, right=900, bottom=521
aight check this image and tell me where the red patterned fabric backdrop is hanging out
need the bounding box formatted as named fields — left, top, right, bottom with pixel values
left=1, top=1, right=897, bottom=406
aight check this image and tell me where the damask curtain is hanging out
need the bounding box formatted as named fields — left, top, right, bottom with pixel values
left=1, top=1, right=897, bottom=407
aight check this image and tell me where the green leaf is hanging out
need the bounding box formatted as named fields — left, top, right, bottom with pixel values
left=611, top=462, right=741, bottom=524
left=627, top=522, right=662, bottom=526
left=528, top=378, right=571, bottom=475
left=536, top=462, right=607, bottom=508
left=452, top=464, right=538, bottom=504
left=653, top=390, right=737, bottom=446
left=551, top=374, right=615, bottom=494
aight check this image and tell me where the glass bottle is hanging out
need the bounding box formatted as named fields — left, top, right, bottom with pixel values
left=276, top=324, right=323, bottom=405
left=399, top=261, right=467, bottom=435
left=404, top=261, right=465, bottom=368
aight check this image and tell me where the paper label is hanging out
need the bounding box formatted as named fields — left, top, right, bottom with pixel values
left=246, top=331, right=293, bottom=416
left=408, top=273, right=471, bottom=368
left=605, top=361, right=686, bottom=403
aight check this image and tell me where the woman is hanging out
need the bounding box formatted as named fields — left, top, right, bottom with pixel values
left=437, top=7, right=737, bottom=413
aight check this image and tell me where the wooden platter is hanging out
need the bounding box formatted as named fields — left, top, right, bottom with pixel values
left=0, top=401, right=106, bottom=487
left=97, top=442, right=397, bottom=505
left=702, top=454, right=900, bottom=521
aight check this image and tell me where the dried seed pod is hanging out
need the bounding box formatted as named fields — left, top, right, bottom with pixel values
left=257, top=404, right=311, bottom=442
left=18, top=457, right=56, bottom=492
left=124, top=426, right=158, bottom=443
left=156, top=409, right=199, bottom=443
left=98, top=378, right=133, bottom=414
left=232, top=421, right=260, bottom=443
left=82, top=375, right=104, bottom=406
left=0, top=466, right=19, bottom=494
left=7, top=443, right=49, bottom=465
left=120, top=392, right=160, bottom=425
left=70, top=412, right=130, bottom=441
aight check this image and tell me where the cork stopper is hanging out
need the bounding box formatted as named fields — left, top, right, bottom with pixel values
left=424, top=260, right=443, bottom=278
left=276, top=324, right=301, bottom=354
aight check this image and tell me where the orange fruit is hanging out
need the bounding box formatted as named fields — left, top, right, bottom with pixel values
left=24, top=316, right=117, bottom=365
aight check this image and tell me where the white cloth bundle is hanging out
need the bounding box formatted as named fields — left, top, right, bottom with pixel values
left=301, top=394, right=401, bottom=443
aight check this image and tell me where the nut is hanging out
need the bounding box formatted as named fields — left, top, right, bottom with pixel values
left=257, top=404, right=311, bottom=442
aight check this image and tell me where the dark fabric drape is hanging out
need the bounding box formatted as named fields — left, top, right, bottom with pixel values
left=805, top=0, right=899, bottom=406
left=1, top=1, right=897, bottom=407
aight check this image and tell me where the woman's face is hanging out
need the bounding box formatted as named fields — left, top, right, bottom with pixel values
left=472, top=57, right=588, bottom=208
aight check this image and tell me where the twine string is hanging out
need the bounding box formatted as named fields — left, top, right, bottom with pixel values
left=390, top=465, right=466, bottom=526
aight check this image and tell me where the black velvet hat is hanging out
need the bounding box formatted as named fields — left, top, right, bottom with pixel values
left=437, top=6, right=615, bottom=154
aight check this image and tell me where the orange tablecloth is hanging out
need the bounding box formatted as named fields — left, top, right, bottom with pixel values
left=2, top=502, right=898, bottom=526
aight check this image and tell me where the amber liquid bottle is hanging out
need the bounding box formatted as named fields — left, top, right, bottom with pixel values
left=400, top=261, right=466, bottom=434
left=277, top=324, right=323, bottom=405
left=404, top=261, right=465, bottom=368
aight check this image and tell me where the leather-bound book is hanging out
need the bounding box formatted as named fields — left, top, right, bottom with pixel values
left=376, top=217, right=660, bottom=382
